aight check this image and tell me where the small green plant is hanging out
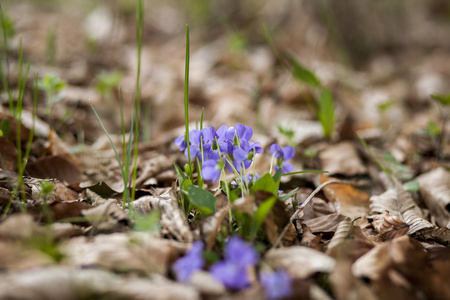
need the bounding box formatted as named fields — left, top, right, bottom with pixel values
left=430, top=93, right=449, bottom=158
left=277, top=124, right=296, bottom=147
left=37, top=74, right=66, bottom=116
left=46, top=25, right=57, bottom=65
left=262, top=24, right=336, bottom=139
left=95, top=70, right=123, bottom=100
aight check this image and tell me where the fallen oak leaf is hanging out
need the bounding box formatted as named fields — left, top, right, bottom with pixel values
left=81, top=198, right=129, bottom=233
left=371, top=210, right=410, bottom=240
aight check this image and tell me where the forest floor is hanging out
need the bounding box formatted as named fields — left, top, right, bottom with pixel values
left=0, top=1, right=449, bottom=299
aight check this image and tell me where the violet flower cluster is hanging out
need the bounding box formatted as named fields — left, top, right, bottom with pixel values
left=175, top=124, right=263, bottom=182
left=172, top=238, right=293, bottom=298
left=175, top=124, right=298, bottom=183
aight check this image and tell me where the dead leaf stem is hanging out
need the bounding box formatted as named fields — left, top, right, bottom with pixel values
left=272, top=179, right=341, bottom=249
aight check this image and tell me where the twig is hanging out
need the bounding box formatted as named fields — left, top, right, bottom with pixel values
left=272, top=179, right=341, bottom=249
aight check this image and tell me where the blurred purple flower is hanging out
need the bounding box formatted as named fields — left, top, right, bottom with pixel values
left=224, top=236, right=258, bottom=267
left=173, top=241, right=204, bottom=282
left=201, top=158, right=223, bottom=182
left=270, top=144, right=295, bottom=174
left=210, top=260, right=251, bottom=289
left=210, top=236, right=258, bottom=290
left=260, top=269, right=293, bottom=300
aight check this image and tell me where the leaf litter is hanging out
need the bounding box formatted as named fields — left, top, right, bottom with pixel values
left=0, top=1, right=450, bottom=299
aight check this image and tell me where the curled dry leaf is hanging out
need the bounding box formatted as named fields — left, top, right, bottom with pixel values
left=0, top=266, right=199, bottom=300
left=0, top=136, right=18, bottom=171
left=319, top=141, right=367, bottom=176
left=194, top=207, right=229, bottom=250
left=303, top=212, right=349, bottom=233
left=320, top=176, right=370, bottom=223
left=131, top=187, right=192, bottom=243
left=25, top=155, right=82, bottom=185
left=62, top=233, right=183, bottom=276
left=370, top=179, right=435, bottom=235
left=81, top=198, right=129, bottom=233
left=188, top=271, right=226, bottom=296
left=265, top=246, right=335, bottom=279
left=416, top=167, right=450, bottom=228
left=371, top=210, right=409, bottom=240
left=326, top=218, right=352, bottom=255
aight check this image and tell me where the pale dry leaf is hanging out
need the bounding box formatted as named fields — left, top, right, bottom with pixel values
left=326, top=218, right=352, bottom=255
left=188, top=271, right=226, bottom=296
left=0, top=136, right=18, bottom=171
left=62, top=232, right=181, bottom=276
left=303, top=212, right=349, bottom=233
left=352, top=235, right=413, bottom=280
left=319, top=141, right=367, bottom=176
left=81, top=198, right=129, bottom=233
left=194, top=206, right=229, bottom=250
left=320, top=176, right=370, bottom=223
left=0, top=266, right=199, bottom=300
left=371, top=210, right=409, bottom=239
left=416, top=167, right=450, bottom=227
left=0, top=213, right=42, bottom=240
left=131, top=188, right=192, bottom=243
left=0, top=241, right=54, bottom=272
left=370, top=180, right=435, bottom=235
left=265, top=246, right=336, bottom=279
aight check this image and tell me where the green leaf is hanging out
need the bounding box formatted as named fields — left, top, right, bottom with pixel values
left=272, top=168, right=283, bottom=183
left=253, top=196, right=277, bottom=232
left=431, top=94, right=450, bottom=106
left=187, top=184, right=216, bottom=216
left=286, top=54, right=321, bottom=88
left=278, top=187, right=299, bottom=202
left=174, top=162, right=187, bottom=185
left=318, top=88, right=335, bottom=138
left=251, top=173, right=280, bottom=195
left=426, top=121, right=441, bottom=138
left=403, top=180, right=420, bottom=194
left=0, top=119, right=10, bottom=138
left=132, top=210, right=161, bottom=232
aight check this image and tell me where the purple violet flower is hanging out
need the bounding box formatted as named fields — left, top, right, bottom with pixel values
left=224, top=236, right=258, bottom=267
left=270, top=144, right=295, bottom=174
left=201, top=158, right=223, bottom=182
left=210, top=236, right=258, bottom=290
left=260, top=269, right=293, bottom=300
left=172, top=241, right=204, bottom=282
left=210, top=260, right=251, bottom=290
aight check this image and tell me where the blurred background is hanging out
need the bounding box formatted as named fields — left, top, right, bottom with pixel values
left=1, top=0, right=450, bottom=146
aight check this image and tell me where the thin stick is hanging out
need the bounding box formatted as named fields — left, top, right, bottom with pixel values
left=272, top=179, right=341, bottom=248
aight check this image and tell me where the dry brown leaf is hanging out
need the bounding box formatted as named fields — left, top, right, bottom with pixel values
left=326, top=218, right=353, bottom=255
left=81, top=198, right=129, bottom=233
left=194, top=207, right=229, bottom=250
left=303, top=212, right=349, bottom=233
left=371, top=210, right=409, bottom=240
left=0, top=241, right=54, bottom=272
left=0, top=213, right=43, bottom=240
left=0, top=266, right=199, bottom=300
left=0, top=136, right=18, bottom=171
left=131, top=187, right=192, bottom=243
left=188, top=271, right=226, bottom=296
left=25, top=155, right=82, bottom=184
left=265, top=246, right=335, bottom=279
left=62, top=233, right=181, bottom=276
left=416, top=167, right=450, bottom=228
left=319, top=141, right=367, bottom=176
left=320, top=176, right=370, bottom=222
left=370, top=179, right=435, bottom=235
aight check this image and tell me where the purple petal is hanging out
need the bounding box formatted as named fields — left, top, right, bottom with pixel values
left=225, top=236, right=258, bottom=267
left=282, top=146, right=295, bottom=160
left=210, top=261, right=251, bottom=290
left=281, top=162, right=294, bottom=174
left=173, top=241, right=204, bottom=282
left=260, top=270, right=293, bottom=300
left=270, top=144, right=282, bottom=158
